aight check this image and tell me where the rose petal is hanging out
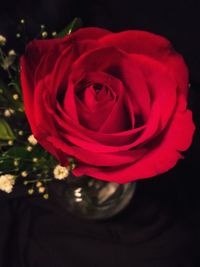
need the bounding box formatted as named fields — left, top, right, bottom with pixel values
left=73, top=109, right=195, bottom=183
left=47, top=135, right=148, bottom=166
left=71, top=46, right=151, bottom=123
left=99, top=30, right=189, bottom=96
left=56, top=102, right=145, bottom=146
left=66, top=27, right=111, bottom=41
left=99, top=30, right=171, bottom=57
left=131, top=54, right=177, bottom=129
left=52, top=101, right=160, bottom=153
left=64, top=71, right=118, bottom=130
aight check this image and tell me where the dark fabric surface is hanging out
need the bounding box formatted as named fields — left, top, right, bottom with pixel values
left=0, top=1, right=200, bottom=266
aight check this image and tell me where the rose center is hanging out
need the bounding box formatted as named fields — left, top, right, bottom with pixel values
left=73, top=79, right=116, bottom=131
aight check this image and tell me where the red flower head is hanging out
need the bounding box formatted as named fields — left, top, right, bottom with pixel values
left=20, top=27, right=195, bottom=183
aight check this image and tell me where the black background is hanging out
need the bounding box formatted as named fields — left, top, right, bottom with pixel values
left=0, top=1, right=200, bottom=266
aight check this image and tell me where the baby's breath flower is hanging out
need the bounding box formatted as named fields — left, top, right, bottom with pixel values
left=13, top=94, right=19, bottom=100
left=18, top=130, right=23, bottom=136
left=0, top=174, right=15, bottom=193
left=0, top=35, right=6, bottom=45
left=53, top=165, right=69, bottom=180
left=27, top=134, right=37, bottom=145
left=32, top=157, right=38, bottom=163
left=13, top=160, right=19, bottom=166
left=26, top=146, right=32, bottom=152
left=38, top=187, right=45, bottom=193
left=43, top=193, right=49, bottom=199
left=21, top=171, right=28, bottom=177
left=4, top=108, right=14, bottom=117
left=8, top=140, right=13, bottom=146
left=8, top=49, right=16, bottom=57
left=16, top=33, right=21, bottom=38
left=28, top=188, right=34, bottom=195
left=36, top=181, right=42, bottom=188
left=41, top=31, right=48, bottom=38
left=52, top=31, right=57, bottom=37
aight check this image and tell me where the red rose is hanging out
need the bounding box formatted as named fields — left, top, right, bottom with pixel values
left=20, top=27, right=195, bottom=183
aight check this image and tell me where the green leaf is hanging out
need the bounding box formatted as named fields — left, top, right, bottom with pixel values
left=0, top=119, right=16, bottom=140
left=56, top=17, right=82, bottom=38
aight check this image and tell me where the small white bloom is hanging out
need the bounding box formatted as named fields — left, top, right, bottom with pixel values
left=8, top=49, right=16, bottom=57
left=36, top=181, right=42, bottom=188
left=28, top=188, right=34, bottom=195
left=0, top=174, right=15, bottom=193
left=43, top=193, right=49, bottom=199
left=21, top=171, right=28, bottom=177
left=41, top=31, right=48, bottom=38
left=38, top=187, right=45, bottom=193
left=32, top=157, right=38, bottom=163
left=13, top=94, right=19, bottom=100
left=52, top=31, right=57, bottom=37
left=53, top=165, right=69, bottom=180
left=0, top=35, right=6, bottom=45
left=26, top=146, right=33, bottom=152
left=27, top=134, right=37, bottom=145
left=4, top=109, right=13, bottom=117
left=13, top=160, right=19, bottom=166
left=8, top=140, right=13, bottom=146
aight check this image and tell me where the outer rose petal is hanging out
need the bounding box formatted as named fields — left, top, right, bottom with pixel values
left=20, top=39, right=64, bottom=132
left=99, top=30, right=172, bottom=56
left=65, top=27, right=111, bottom=41
left=99, top=30, right=189, bottom=96
left=73, top=109, right=195, bottom=183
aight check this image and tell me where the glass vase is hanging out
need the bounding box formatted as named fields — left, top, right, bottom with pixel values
left=50, top=174, right=136, bottom=220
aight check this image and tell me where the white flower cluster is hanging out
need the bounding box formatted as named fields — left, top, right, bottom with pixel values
left=0, top=174, right=15, bottom=193
left=53, top=165, right=69, bottom=180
